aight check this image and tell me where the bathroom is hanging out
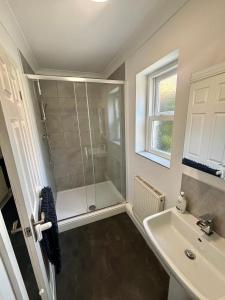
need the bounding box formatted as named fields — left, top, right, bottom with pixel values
left=0, top=0, right=225, bottom=299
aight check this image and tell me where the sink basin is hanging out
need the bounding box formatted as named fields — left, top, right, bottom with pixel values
left=143, top=208, right=225, bottom=300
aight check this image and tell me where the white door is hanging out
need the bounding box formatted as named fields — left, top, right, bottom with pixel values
left=184, top=73, right=225, bottom=170
left=0, top=46, right=56, bottom=299
left=184, top=77, right=212, bottom=163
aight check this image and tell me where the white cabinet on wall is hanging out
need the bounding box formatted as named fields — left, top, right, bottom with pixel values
left=184, top=69, right=225, bottom=171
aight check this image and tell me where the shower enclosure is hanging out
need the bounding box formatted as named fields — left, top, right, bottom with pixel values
left=28, top=76, right=126, bottom=221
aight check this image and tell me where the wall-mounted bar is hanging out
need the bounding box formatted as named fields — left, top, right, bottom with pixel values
left=26, top=74, right=125, bottom=85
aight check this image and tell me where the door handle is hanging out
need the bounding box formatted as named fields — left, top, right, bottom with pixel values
left=11, top=220, right=22, bottom=234
left=35, top=222, right=52, bottom=242
left=33, top=211, right=45, bottom=226
left=32, top=212, right=52, bottom=242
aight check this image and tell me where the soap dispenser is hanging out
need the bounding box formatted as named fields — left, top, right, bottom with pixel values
left=176, top=191, right=186, bottom=213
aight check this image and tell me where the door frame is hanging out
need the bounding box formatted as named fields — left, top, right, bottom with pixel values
left=0, top=209, right=29, bottom=300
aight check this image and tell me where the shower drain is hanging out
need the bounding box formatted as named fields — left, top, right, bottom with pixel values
left=89, top=205, right=96, bottom=211
left=184, top=249, right=196, bottom=260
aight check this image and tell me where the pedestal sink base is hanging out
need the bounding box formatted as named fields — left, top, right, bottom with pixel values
left=143, top=208, right=225, bottom=300
left=168, top=276, right=192, bottom=300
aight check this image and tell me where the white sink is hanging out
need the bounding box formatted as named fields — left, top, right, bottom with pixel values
left=143, top=208, right=225, bottom=300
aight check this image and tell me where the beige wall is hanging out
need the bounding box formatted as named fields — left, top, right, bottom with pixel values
left=125, top=0, right=225, bottom=208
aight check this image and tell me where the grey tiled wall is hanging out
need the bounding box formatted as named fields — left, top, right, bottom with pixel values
left=39, top=79, right=126, bottom=195
left=181, top=174, right=225, bottom=238
left=80, top=82, right=106, bottom=185
left=19, top=51, right=35, bottom=74
left=40, top=80, right=85, bottom=191
left=40, top=81, right=108, bottom=191
left=107, top=64, right=126, bottom=198
left=108, top=63, right=125, bottom=81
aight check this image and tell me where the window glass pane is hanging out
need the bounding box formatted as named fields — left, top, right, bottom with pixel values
left=156, top=73, right=177, bottom=113
left=152, top=120, right=173, bottom=154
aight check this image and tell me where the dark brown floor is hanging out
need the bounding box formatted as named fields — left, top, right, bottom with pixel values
left=56, top=213, right=169, bottom=300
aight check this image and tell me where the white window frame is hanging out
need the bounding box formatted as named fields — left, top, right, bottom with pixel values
left=146, top=61, right=178, bottom=160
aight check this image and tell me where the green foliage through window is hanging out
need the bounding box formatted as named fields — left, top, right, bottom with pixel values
left=152, top=121, right=173, bottom=153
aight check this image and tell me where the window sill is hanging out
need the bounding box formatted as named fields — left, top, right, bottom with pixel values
left=136, top=151, right=171, bottom=168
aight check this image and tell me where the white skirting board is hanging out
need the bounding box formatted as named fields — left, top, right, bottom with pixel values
left=58, top=203, right=126, bottom=233
left=126, top=203, right=170, bottom=275
left=126, top=203, right=153, bottom=247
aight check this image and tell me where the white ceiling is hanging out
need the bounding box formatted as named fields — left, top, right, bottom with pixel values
left=8, top=0, right=186, bottom=74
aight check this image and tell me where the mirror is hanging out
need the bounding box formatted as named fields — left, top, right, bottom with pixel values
left=182, top=64, right=225, bottom=180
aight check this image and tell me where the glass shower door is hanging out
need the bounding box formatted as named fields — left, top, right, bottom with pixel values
left=86, top=82, right=126, bottom=211
left=31, top=77, right=126, bottom=220
left=39, top=79, right=90, bottom=220
left=74, top=82, right=96, bottom=211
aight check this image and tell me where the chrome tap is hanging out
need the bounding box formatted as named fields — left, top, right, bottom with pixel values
left=196, top=214, right=214, bottom=235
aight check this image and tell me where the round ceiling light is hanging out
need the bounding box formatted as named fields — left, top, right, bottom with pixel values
left=92, top=0, right=108, bottom=2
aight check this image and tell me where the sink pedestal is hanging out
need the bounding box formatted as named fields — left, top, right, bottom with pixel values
left=144, top=208, right=225, bottom=300
left=168, top=276, right=192, bottom=300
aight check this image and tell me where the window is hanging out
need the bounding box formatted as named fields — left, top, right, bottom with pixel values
left=146, top=62, right=177, bottom=160
left=108, top=87, right=121, bottom=145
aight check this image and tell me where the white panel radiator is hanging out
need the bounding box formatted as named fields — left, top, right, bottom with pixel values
left=133, top=176, right=165, bottom=223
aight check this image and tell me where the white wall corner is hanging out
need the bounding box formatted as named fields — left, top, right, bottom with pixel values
left=102, top=0, right=189, bottom=78
left=0, top=0, right=38, bottom=71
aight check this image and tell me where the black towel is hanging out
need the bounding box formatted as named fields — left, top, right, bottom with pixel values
left=182, top=158, right=220, bottom=177
left=40, top=187, right=61, bottom=274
